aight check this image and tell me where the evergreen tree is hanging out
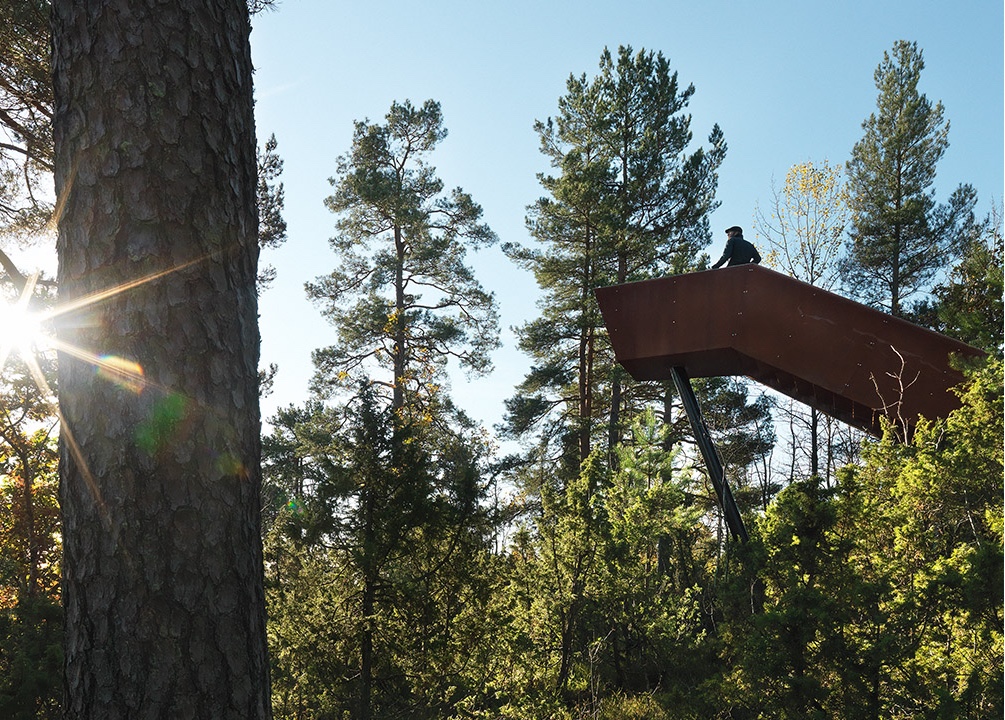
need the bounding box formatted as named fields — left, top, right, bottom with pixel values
left=914, top=204, right=1003, bottom=356
left=0, top=0, right=52, bottom=239
left=498, top=50, right=735, bottom=715
left=256, top=133, right=288, bottom=292
left=724, top=479, right=846, bottom=719
left=591, top=46, right=726, bottom=457
left=262, top=391, right=498, bottom=720
left=260, top=401, right=356, bottom=719
left=284, top=98, right=500, bottom=720
left=721, top=359, right=1003, bottom=718
left=498, top=51, right=774, bottom=715
left=825, top=361, right=1003, bottom=718
left=597, top=410, right=710, bottom=695
left=842, top=40, right=977, bottom=317
left=52, top=1, right=271, bottom=714
left=308, top=98, right=498, bottom=415
left=0, top=343, right=61, bottom=719
left=505, top=44, right=725, bottom=467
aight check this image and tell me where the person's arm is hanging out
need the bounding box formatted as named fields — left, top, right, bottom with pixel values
left=711, top=238, right=733, bottom=268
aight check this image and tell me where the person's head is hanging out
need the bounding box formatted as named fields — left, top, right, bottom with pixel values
left=725, top=226, right=743, bottom=238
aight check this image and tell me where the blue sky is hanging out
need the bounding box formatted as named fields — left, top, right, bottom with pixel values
left=250, top=0, right=1004, bottom=432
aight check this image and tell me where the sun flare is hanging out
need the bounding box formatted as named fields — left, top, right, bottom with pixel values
left=0, top=271, right=48, bottom=370
left=4, top=300, right=44, bottom=354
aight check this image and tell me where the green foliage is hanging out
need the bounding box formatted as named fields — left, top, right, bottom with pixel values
left=599, top=410, right=712, bottom=690
left=280, top=96, right=504, bottom=720
left=256, top=133, right=289, bottom=292
left=309, top=99, right=499, bottom=412
left=481, top=410, right=721, bottom=718
left=720, top=359, right=1003, bottom=718
left=263, top=385, right=500, bottom=720
left=843, top=40, right=978, bottom=316
left=504, top=44, right=726, bottom=468
left=593, top=692, right=671, bottom=720
left=914, top=211, right=1004, bottom=356
left=0, top=401, right=61, bottom=719
left=0, top=0, right=53, bottom=240
left=724, top=480, right=845, bottom=718
left=0, top=595, right=62, bottom=720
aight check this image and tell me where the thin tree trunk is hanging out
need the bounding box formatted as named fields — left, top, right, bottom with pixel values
left=607, top=254, right=628, bottom=467
left=578, top=226, right=594, bottom=465
left=359, top=484, right=375, bottom=720
left=52, top=2, right=271, bottom=716
left=392, top=225, right=406, bottom=412
left=578, top=327, right=593, bottom=464
left=810, top=407, right=819, bottom=479
left=22, top=451, right=39, bottom=597
left=556, top=607, right=574, bottom=694
left=891, top=186, right=902, bottom=316
left=657, top=385, right=674, bottom=575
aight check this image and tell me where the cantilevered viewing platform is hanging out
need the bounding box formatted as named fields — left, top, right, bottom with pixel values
left=595, top=264, right=983, bottom=437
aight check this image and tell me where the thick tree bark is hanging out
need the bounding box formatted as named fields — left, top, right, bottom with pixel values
left=51, top=2, right=271, bottom=717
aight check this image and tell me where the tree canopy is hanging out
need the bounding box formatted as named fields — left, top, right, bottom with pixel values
left=1, top=23, right=1001, bottom=719
left=842, top=40, right=979, bottom=317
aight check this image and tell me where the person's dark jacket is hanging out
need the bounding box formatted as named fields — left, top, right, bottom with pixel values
left=712, top=235, right=761, bottom=268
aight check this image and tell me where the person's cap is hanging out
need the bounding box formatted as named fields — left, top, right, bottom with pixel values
left=725, top=225, right=742, bottom=235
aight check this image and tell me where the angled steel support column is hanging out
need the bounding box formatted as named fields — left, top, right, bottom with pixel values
left=670, top=366, right=748, bottom=542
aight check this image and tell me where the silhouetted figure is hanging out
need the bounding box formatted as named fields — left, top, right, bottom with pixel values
left=712, top=226, right=761, bottom=268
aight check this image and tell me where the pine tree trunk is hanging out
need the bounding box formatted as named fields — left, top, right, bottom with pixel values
left=23, top=453, right=40, bottom=598
left=392, top=225, right=407, bottom=412
left=810, top=407, right=819, bottom=479
left=360, top=484, right=375, bottom=720
left=607, top=253, right=628, bottom=465
left=578, top=325, right=593, bottom=465
left=52, top=2, right=271, bottom=717
left=577, top=227, right=594, bottom=465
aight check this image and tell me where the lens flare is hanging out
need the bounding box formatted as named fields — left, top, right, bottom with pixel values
left=4, top=250, right=240, bottom=523
left=0, top=271, right=47, bottom=370
left=6, top=305, right=42, bottom=353
left=95, top=355, right=147, bottom=395
left=135, top=391, right=187, bottom=453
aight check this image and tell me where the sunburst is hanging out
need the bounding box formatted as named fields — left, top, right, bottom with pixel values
left=0, top=271, right=46, bottom=373
left=1, top=254, right=220, bottom=521
left=2, top=255, right=210, bottom=391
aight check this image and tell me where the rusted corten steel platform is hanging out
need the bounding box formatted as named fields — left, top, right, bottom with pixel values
left=595, top=265, right=983, bottom=437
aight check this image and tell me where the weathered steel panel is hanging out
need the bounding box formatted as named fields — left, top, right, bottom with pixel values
left=595, top=265, right=983, bottom=436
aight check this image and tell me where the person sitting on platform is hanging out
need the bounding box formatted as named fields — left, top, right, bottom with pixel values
left=711, top=225, right=761, bottom=268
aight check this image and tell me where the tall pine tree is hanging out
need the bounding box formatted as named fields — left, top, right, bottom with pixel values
left=290, top=98, right=500, bottom=720
left=52, top=1, right=271, bottom=715
left=842, top=40, right=977, bottom=317
left=505, top=45, right=726, bottom=468
left=308, top=99, right=498, bottom=416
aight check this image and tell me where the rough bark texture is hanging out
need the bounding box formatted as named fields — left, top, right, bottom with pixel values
left=51, top=1, right=271, bottom=717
